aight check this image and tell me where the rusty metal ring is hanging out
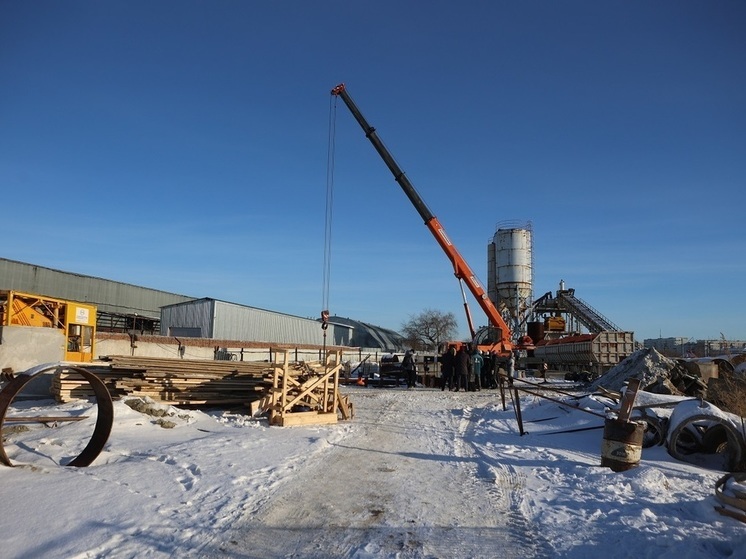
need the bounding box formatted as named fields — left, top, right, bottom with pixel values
left=0, top=363, right=113, bottom=467
left=715, top=472, right=746, bottom=511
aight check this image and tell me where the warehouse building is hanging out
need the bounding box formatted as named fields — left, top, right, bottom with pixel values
left=0, top=258, right=396, bottom=350
left=161, top=298, right=351, bottom=347
left=0, top=257, right=193, bottom=333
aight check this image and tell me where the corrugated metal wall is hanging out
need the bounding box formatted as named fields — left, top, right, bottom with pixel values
left=1, top=259, right=377, bottom=347
left=160, top=298, right=353, bottom=346
left=160, top=299, right=216, bottom=337
left=215, top=301, right=331, bottom=345
left=0, top=258, right=194, bottom=319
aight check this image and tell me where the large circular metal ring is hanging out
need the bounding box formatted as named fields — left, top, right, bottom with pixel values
left=632, top=410, right=667, bottom=448
left=715, top=472, right=746, bottom=511
left=667, top=414, right=744, bottom=472
left=0, top=363, right=114, bottom=467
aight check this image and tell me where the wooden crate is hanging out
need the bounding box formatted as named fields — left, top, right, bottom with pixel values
left=263, top=350, right=353, bottom=426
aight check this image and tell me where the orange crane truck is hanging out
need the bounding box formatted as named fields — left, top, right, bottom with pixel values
left=331, top=83, right=532, bottom=357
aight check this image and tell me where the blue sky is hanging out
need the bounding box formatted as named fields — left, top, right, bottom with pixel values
left=1, top=1, right=744, bottom=343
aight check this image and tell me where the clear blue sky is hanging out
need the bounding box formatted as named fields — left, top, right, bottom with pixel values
left=1, top=1, right=744, bottom=343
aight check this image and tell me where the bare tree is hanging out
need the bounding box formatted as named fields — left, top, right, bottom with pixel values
left=400, top=309, right=458, bottom=351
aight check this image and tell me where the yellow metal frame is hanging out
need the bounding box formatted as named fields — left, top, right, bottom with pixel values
left=0, top=290, right=96, bottom=362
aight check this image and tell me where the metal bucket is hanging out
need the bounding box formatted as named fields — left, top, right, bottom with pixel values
left=601, top=418, right=644, bottom=472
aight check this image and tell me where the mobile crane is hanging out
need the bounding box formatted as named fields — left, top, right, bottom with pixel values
left=331, top=83, right=531, bottom=357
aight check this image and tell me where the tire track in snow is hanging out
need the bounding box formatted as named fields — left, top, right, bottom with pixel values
left=460, top=405, right=554, bottom=557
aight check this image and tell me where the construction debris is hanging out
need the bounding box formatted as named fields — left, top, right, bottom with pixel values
left=589, top=347, right=707, bottom=398
left=715, top=472, right=746, bottom=521
left=577, top=346, right=746, bottom=472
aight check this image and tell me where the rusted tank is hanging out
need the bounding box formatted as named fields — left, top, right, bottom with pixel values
left=526, top=322, right=545, bottom=345
left=601, top=418, right=644, bottom=472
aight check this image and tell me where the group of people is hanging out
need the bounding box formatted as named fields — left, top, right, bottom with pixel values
left=396, top=346, right=547, bottom=390
left=438, top=344, right=511, bottom=392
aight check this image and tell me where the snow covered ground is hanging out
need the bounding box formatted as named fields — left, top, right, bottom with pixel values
left=2, top=381, right=745, bottom=558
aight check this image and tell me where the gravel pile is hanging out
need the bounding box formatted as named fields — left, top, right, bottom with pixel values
left=589, top=347, right=679, bottom=393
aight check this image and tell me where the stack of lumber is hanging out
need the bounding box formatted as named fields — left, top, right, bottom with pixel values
left=53, top=356, right=276, bottom=406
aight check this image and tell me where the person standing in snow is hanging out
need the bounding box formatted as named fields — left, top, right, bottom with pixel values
left=507, top=352, right=516, bottom=380
left=440, top=345, right=456, bottom=391
left=454, top=344, right=470, bottom=392
left=485, top=351, right=498, bottom=388
left=470, top=349, right=484, bottom=391
left=403, top=349, right=417, bottom=389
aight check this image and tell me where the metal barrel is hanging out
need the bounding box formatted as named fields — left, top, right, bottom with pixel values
left=601, top=418, right=644, bottom=472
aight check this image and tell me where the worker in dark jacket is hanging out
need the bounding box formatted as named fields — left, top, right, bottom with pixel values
left=454, top=345, right=470, bottom=392
left=470, top=349, right=484, bottom=391
left=440, top=345, right=456, bottom=391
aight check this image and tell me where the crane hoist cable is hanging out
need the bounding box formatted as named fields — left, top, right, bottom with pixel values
left=321, top=94, right=338, bottom=350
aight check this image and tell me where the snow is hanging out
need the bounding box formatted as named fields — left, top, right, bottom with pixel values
left=2, top=381, right=745, bottom=559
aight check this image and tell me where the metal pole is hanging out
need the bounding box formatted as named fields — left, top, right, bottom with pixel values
left=514, top=386, right=526, bottom=436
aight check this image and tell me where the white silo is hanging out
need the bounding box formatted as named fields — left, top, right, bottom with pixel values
left=488, top=221, right=533, bottom=333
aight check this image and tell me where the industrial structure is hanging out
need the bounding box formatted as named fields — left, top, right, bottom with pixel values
left=487, top=221, right=534, bottom=337
left=0, top=290, right=97, bottom=362
left=525, top=282, right=636, bottom=374
left=487, top=222, right=637, bottom=374
left=0, top=257, right=193, bottom=334
left=160, top=298, right=351, bottom=347
left=0, top=258, right=403, bottom=360
left=484, top=220, right=636, bottom=374
left=484, top=225, right=734, bottom=374
left=326, top=316, right=405, bottom=351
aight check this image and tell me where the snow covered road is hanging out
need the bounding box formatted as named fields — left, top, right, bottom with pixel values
left=3, top=382, right=741, bottom=558
left=214, top=388, right=546, bottom=558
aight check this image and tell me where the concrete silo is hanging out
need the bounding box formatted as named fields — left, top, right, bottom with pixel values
left=487, top=221, right=534, bottom=337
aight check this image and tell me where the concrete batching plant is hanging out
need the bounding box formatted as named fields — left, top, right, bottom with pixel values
left=486, top=223, right=636, bottom=375
left=487, top=221, right=534, bottom=342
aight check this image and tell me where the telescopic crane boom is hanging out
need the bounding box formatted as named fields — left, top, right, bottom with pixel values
left=331, top=83, right=524, bottom=356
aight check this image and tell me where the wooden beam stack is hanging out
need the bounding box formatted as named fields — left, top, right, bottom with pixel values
left=53, top=355, right=276, bottom=406
left=52, top=352, right=355, bottom=425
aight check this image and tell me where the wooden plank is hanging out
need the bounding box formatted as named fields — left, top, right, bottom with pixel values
left=336, top=392, right=351, bottom=420
left=273, top=412, right=338, bottom=427
left=618, top=378, right=641, bottom=422
left=52, top=352, right=351, bottom=418
left=5, top=416, right=89, bottom=423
